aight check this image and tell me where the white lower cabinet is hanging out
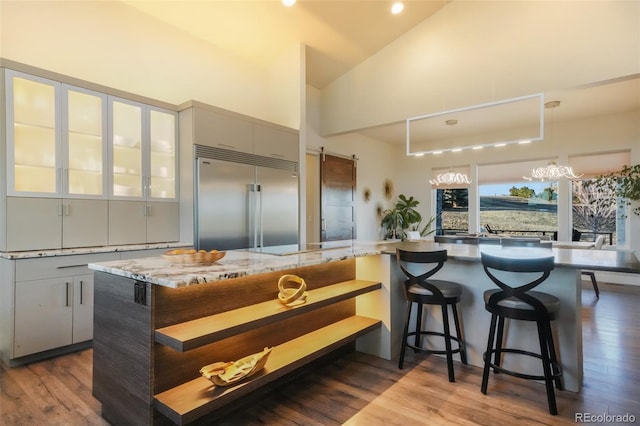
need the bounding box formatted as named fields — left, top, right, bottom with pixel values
left=1, top=249, right=172, bottom=364
left=14, top=276, right=88, bottom=357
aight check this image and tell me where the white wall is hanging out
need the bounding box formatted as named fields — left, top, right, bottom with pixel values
left=0, top=0, right=301, bottom=128
left=319, top=1, right=640, bottom=135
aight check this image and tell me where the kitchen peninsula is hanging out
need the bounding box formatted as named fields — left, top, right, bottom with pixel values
left=88, top=241, right=640, bottom=425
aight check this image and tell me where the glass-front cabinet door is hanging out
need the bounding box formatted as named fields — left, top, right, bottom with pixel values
left=111, top=98, right=143, bottom=198
left=148, top=108, right=176, bottom=200
left=6, top=70, right=60, bottom=195
left=64, top=86, right=107, bottom=197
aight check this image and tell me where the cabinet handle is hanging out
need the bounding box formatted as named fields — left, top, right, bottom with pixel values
left=57, top=203, right=64, bottom=216
left=64, top=203, right=71, bottom=216
left=79, top=280, right=84, bottom=305
left=147, top=205, right=152, bottom=217
left=56, top=264, right=88, bottom=269
left=65, top=282, right=70, bottom=307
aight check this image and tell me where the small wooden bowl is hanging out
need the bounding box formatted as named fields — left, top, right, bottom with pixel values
left=200, top=347, right=272, bottom=386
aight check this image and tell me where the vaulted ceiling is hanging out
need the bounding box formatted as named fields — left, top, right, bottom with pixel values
left=120, top=0, right=447, bottom=89
left=119, top=0, right=638, bottom=144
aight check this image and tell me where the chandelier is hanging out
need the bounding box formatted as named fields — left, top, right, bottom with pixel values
left=523, top=162, right=583, bottom=182
left=430, top=172, right=472, bottom=186
left=522, top=101, right=582, bottom=182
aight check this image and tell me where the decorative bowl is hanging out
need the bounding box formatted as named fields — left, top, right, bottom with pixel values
left=200, top=347, right=272, bottom=386
left=162, top=249, right=226, bottom=265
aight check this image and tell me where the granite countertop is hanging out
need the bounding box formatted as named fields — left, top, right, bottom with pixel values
left=0, top=242, right=189, bottom=260
left=88, top=244, right=382, bottom=288
left=88, top=240, right=640, bottom=289
left=379, top=241, right=640, bottom=274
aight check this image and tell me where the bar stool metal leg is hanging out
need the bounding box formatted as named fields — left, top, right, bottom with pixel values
left=451, top=303, right=467, bottom=364
left=481, top=313, right=498, bottom=394
left=398, top=300, right=412, bottom=369
left=441, top=303, right=455, bottom=382
left=536, top=320, right=558, bottom=415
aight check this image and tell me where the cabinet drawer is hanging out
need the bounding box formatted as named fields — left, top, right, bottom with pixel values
left=15, top=252, right=120, bottom=282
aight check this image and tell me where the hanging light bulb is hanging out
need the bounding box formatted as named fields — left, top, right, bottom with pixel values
left=523, top=101, right=582, bottom=181
left=429, top=119, right=473, bottom=186
left=282, top=0, right=296, bottom=7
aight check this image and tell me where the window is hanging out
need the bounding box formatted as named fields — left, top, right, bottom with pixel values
left=478, top=161, right=558, bottom=238
left=571, top=179, right=618, bottom=245
left=569, top=152, right=631, bottom=246
left=435, top=188, right=469, bottom=235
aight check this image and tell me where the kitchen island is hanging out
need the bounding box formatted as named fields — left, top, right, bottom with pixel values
left=89, top=241, right=640, bottom=425
left=88, top=245, right=383, bottom=426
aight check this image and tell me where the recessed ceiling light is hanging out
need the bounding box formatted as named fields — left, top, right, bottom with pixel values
left=452, top=148, right=463, bottom=152
left=282, top=0, right=296, bottom=7
left=433, top=150, right=443, bottom=155
left=391, top=2, right=404, bottom=14
left=494, top=143, right=506, bottom=147
left=472, top=146, right=483, bottom=150
left=518, top=140, right=531, bottom=144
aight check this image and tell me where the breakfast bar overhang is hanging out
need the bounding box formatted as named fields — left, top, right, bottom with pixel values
left=88, top=241, right=640, bottom=425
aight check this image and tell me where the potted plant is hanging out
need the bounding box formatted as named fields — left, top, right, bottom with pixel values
left=380, top=194, right=437, bottom=240
left=586, top=164, right=640, bottom=217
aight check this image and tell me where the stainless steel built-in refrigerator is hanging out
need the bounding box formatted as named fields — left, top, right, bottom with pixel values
left=194, top=145, right=299, bottom=251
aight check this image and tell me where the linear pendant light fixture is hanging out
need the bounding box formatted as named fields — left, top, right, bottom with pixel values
left=523, top=101, right=583, bottom=182
left=406, top=93, right=545, bottom=156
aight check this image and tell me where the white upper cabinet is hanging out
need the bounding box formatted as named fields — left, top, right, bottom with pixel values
left=5, top=70, right=108, bottom=198
left=149, top=108, right=177, bottom=200
left=192, top=107, right=253, bottom=153
left=253, top=123, right=299, bottom=162
left=110, top=97, right=177, bottom=201
left=111, top=98, right=144, bottom=199
left=6, top=70, right=60, bottom=196
left=64, top=86, right=108, bottom=198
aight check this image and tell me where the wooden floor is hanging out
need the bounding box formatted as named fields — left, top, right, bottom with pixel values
left=2, top=281, right=639, bottom=425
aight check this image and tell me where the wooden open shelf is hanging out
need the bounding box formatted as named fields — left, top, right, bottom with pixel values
left=155, top=279, right=381, bottom=352
left=154, top=315, right=381, bottom=425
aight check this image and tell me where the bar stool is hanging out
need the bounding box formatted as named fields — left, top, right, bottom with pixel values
left=397, top=249, right=467, bottom=382
left=480, top=251, right=563, bottom=415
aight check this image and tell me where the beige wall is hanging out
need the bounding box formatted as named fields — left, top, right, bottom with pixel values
left=0, top=0, right=301, bottom=128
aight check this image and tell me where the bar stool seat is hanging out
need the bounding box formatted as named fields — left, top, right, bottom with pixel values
left=397, top=249, right=467, bottom=382
left=483, top=289, right=560, bottom=314
left=480, top=251, right=564, bottom=415
left=408, top=280, right=462, bottom=298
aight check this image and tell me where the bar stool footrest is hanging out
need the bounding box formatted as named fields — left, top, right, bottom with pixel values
left=406, top=331, right=465, bottom=356
left=483, top=348, right=563, bottom=381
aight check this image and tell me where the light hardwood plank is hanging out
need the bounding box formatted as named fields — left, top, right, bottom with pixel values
left=1, top=282, right=639, bottom=425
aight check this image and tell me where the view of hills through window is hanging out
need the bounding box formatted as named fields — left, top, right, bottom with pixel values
left=435, top=180, right=621, bottom=245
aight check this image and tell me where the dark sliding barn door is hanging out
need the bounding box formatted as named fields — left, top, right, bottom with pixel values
left=320, top=154, right=356, bottom=241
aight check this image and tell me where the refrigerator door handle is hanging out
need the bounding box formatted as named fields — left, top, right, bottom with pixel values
left=256, top=184, right=263, bottom=248
left=248, top=183, right=257, bottom=248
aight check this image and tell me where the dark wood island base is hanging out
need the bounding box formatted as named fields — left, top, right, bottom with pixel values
left=92, top=258, right=381, bottom=425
